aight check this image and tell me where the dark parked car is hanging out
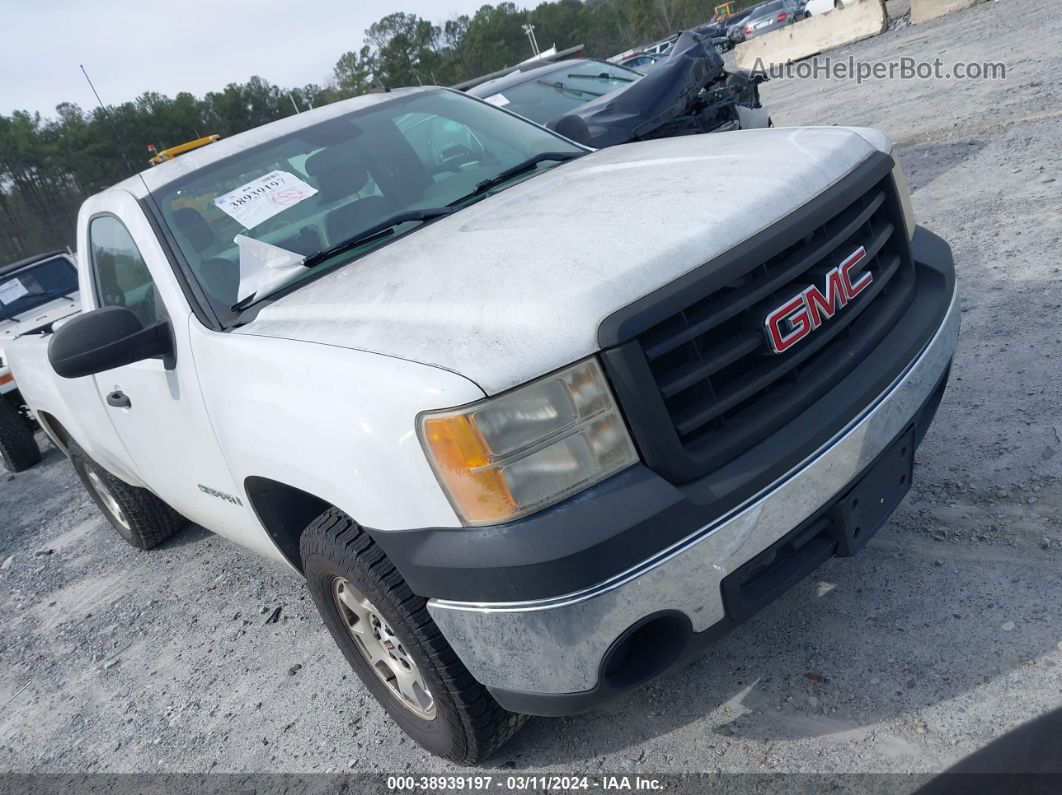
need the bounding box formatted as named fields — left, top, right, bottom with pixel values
left=467, top=32, right=769, bottom=149
left=725, top=6, right=762, bottom=43
left=692, top=21, right=734, bottom=52
left=739, top=0, right=806, bottom=41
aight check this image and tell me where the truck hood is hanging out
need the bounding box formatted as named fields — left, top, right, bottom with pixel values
left=240, top=126, right=885, bottom=395
left=0, top=297, right=81, bottom=352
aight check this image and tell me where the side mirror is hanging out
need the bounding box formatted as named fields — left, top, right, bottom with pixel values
left=48, top=306, right=174, bottom=379
left=547, top=114, right=593, bottom=147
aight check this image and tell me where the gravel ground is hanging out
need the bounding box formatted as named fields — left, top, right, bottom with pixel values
left=1, top=0, right=1060, bottom=781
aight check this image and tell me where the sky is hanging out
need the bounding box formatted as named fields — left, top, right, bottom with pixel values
left=0, top=0, right=492, bottom=118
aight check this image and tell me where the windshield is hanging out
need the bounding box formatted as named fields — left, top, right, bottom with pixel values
left=0, top=257, right=78, bottom=322
left=152, top=88, right=584, bottom=322
left=475, top=62, right=643, bottom=125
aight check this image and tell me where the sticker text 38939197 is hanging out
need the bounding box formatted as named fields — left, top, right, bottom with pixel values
left=213, top=170, right=319, bottom=230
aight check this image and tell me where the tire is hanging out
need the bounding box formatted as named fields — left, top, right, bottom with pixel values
left=0, top=399, right=40, bottom=473
left=69, top=443, right=184, bottom=550
left=834, top=0, right=844, bottom=8
left=301, top=508, right=526, bottom=764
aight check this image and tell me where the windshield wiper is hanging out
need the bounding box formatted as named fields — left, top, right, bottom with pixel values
left=232, top=154, right=583, bottom=313
left=5, top=289, right=77, bottom=312
left=300, top=207, right=459, bottom=270
left=467, top=151, right=583, bottom=199
left=40, top=288, right=78, bottom=301
left=231, top=207, right=460, bottom=312
left=305, top=153, right=582, bottom=269
left=303, top=153, right=584, bottom=271
left=535, top=79, right=604, bottom=99
left=298, top=155, right=581, bottom=270
left=566, top=72, right=636, bottom=84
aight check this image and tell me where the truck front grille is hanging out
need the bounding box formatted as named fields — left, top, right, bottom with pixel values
left=601, top=154, right=917, bottom=483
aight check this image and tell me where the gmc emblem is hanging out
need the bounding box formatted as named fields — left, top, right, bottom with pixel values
left=764, top=246, right=873, bottom=354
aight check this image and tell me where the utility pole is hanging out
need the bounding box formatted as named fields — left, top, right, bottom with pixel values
left=522, top=23, right=541, bottom=57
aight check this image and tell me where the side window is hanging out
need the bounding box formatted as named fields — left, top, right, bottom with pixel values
left=89, top=215, right=164, bottom=327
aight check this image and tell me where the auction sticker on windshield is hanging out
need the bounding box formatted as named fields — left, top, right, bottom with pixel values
left=0, top=277, right=30, bottom=306
left=213, top=170, right=318, bottom=230
left=483, top=93, right=510, bottom=107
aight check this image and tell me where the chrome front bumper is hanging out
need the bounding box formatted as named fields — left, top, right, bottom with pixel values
left=428, top=287, right=960, bottom=697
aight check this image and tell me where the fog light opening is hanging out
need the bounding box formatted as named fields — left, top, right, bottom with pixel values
left=602, top=614, right=691, bottom=690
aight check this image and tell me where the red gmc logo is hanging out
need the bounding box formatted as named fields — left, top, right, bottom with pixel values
left=764, top=247, right=873, bottom=354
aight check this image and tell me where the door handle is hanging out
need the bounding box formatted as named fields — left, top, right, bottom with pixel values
left=106, top=390, right=131, bottom=409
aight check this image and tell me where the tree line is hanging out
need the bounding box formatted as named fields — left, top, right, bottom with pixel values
left=1, top=0, right=745, bottom=262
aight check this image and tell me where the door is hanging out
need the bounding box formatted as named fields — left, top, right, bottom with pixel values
left=83, top=194, right=255, bottom=541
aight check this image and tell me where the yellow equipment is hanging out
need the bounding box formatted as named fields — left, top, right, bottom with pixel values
left=714, top=1, right=735, bottom=19
left=148, top=134, right=221, bottom=166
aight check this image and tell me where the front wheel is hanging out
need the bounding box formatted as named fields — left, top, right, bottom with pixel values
left=0, top=399, right=40, bottom=472
left=301, top=508, right=525, bottom=764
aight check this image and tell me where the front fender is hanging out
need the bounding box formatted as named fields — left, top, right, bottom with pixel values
left=191, top=325, right=485, bottom=532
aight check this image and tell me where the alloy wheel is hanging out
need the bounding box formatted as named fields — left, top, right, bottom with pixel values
left=331, top=577, right=436, bottom=719
left=86, top=468, right=132, bottom=535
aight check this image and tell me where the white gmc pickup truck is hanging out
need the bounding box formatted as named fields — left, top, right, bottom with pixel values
left=7, top=86, right=958, bottom=763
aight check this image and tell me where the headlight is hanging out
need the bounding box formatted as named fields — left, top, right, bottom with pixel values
left=890, top=152, right=916, bottom=241
left=418, top=358, right=639, bottom=525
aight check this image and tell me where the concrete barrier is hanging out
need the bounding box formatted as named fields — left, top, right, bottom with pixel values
left=735, top=0, right=887, bottom=71
left=910, top=0, right=987, bottom=24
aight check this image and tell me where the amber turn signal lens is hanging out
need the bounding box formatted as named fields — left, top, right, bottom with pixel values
left=421, top=414, right=517, bottom=524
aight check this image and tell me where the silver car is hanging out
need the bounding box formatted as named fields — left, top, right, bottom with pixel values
left=740, top=0, right=806, bottom=40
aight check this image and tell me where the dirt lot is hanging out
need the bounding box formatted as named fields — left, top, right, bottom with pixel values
left=1, top=0, right=1060, bottom=781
